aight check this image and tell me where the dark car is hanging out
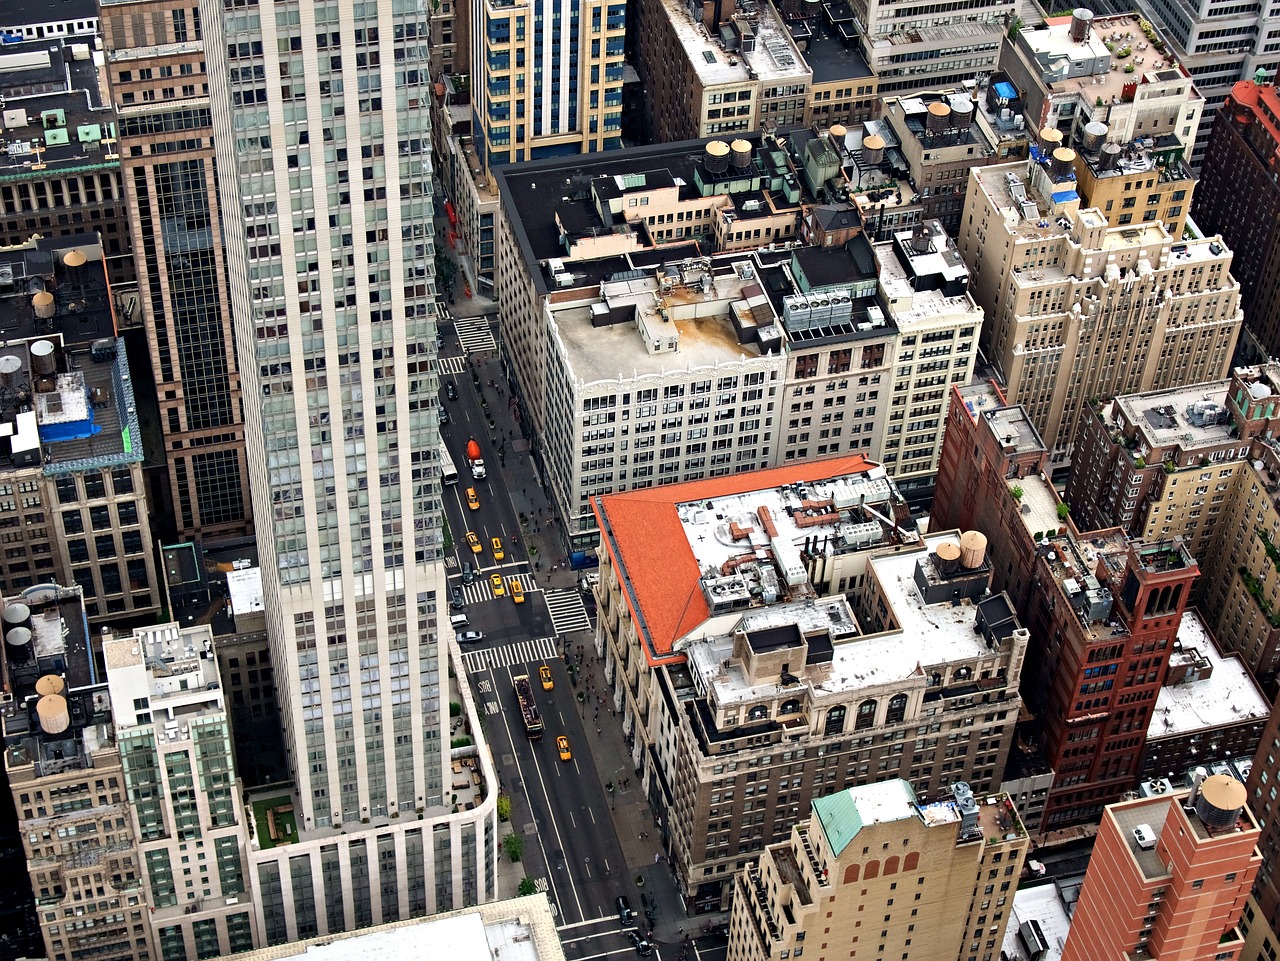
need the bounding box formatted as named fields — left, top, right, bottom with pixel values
left=449, top=587, right=466, bottom=611
left=625, top=932, right=652, bottom=956
left=439, top=407, right=450, bottom=426
left=445, top=382, right=458, bottom=400
left=616, top=895, right=634, bottom=925
left=461, top=562, right=475, bottom=585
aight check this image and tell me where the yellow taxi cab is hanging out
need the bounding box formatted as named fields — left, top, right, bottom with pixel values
left=557, top=735, right=572, bottom=762
left=465, top=531, right=482, bottom=554
left=539, top=665, right=553, bottom=690
left=510, top=578, right=525, bottom=604
left=466, top=487, right=480, bottom=510
left=490, top=573, right=505, bottom=596
left=491, top=537, right=505, bottom=561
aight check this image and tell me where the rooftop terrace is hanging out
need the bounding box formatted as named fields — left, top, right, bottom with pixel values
left=1109, top=380, right=1235, bottom=454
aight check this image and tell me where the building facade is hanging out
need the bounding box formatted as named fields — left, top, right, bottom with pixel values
left=727, top=780, right=1029, bottom=961
left=105, top=623, right=258, bottom=959
left=100, top=0, right=254, bottom=544
left=1192, top=80, right=1280, bottom=361
left=590, top=461, right=1029, bottom=910
left=469, top=0, right=624, bottom=172
left=1, top=584, right=152, bottom=961
left=1061, top=778, right=1260, bottom=961
left=203, top=0, right=499, bottom=941
left=957, top=154, right=1241, bottom=467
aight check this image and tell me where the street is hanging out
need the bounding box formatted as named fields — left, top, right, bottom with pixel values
left=438, top=316, right=660, bottom=959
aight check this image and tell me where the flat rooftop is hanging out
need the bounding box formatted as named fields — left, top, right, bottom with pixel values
left=802, top=23, right=874, bottom=84
left=661, top=0, right=810, bottom=87
left=0, top=1, right=100, bottom=26
left=1148, top=611, right=1269, bottom=739
left=955, top=380, right=1008, bottom=425
left=1000, top=881, right=1072, bottom=961
left=876, top=246, right=979, bottom=327
left=550, top=268, right=775, bottom=386
left=0, top=38, right=117, bottom=180
left=594, top=456, right=903, bottom=661
left=231, top=895, right=564, bottom=961
left=1111, top=380, right=1234, bottom=453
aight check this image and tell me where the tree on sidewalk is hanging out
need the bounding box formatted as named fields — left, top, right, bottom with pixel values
left=435, top=248, right=457, bottom=291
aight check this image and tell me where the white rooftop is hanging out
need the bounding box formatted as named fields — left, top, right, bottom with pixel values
left=1148, top=612, right=1270, bottom=739
left=876, top=239, right=981, bottom=326
left=1000, top=881, right=1072, bottom=961
left=234, top=895, right=562, bottom=961
left=848, top=778, right=919, bottom=824
left=1110, top=380, right=1235, bottom=452
left=661, top=0, right=809, bottom=87
left=227, top=566, right=264, bottom=617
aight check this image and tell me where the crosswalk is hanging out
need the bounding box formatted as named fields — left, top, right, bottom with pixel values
left=544, top=589, right=592, bottom=635
left=436, top=354, right=467, bottom=375
left=456, top=314, right=497, bottom=353
left=461, top=635, right=559, bottom=672
left=459, top=570, right=539, bottom=605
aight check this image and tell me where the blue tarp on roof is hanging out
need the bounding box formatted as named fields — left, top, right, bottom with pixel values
left=994, top=81, right=1018, bottom=101
left=1051, top=190, right=1080, bottom=204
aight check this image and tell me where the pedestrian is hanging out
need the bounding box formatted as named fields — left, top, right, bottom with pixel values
left=596, top=727, right=601, bottom=736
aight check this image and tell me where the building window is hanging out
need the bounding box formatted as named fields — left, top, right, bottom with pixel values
left=856, top=699, right=877, bottom=730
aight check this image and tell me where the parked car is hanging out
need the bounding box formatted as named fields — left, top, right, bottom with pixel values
left=456, top=630, right=484, bottom=644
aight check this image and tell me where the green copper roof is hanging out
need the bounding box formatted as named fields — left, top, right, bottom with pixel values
left=813, top=780, right=919, bottom=856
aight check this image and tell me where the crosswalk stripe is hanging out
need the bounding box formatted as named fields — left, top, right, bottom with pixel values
left=436, top=355, right=467, bottom=375
left=459, top=571, right=540, bottom=605
left=461, top=636, right=560, bottom=672
left=455, top=315, right=497, bottom=353
left=544, top=589, right=592, bottom=635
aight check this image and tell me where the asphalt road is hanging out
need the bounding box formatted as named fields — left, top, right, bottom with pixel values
left=439, top=334, right=658, bottom=960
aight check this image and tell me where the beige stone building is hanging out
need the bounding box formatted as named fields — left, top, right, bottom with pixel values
left=957, top=154, right=1241, bottom=467
left=1, top=584, right=153, bottom=961
left=726, top=779, right=1028, bottom=961
left=592, top=463, right=1028, bottom=910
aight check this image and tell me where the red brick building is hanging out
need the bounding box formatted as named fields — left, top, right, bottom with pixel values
left=1062, top=777, right=1260, bottom=961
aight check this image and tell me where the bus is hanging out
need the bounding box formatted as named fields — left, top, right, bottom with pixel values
left=440, top=443, right=459, bottom=485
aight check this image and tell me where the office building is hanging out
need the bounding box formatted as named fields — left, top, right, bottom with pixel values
left=956, top=153, right=1241, bottom=467
left=1, top=584, right=152, bottom=961
left=496, top=137, right=983, bottom=543
left=1132, top=0, right=1280, bottom=169
left=726, top=780, right=1029, bottom=961
left=632, top=0, right=810, bottom=144
left=0, top=37, right=133, bottom=286
left=99, top=0, right=253, bottom=544
left=469, top=0, right=624, bottom=173
left=932, top=382, right=1202, bottom=832
left=1060, top=777, right=1260, bottom=961
left=590, top=461, right=1029, bottom=909
left=1193, top=80, right=1280, bottom=361
left=105, top=622, right=258, bottom=958
left=1138, top=611, right=1269, bottom=782
left=203, top=0, right=499, bottom=942
left=231, top=894, right=564, bottom=961
left=0, top=235, right=161, bottom=625
left=875, top=88, right=1031, bottom=237
left=801, top=15, right=878, bottom=131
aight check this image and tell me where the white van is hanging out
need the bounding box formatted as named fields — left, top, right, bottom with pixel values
left=449, top=613, right=469, bottom=630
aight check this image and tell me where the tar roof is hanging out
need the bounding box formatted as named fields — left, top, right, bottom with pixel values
left=803, top=23, right=874, bottom=84
left=593, top=455, right=877, bottom=663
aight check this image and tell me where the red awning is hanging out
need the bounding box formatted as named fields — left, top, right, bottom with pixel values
left=445, top=200, right=457, bottom=225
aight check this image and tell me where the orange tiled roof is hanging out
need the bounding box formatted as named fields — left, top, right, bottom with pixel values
left=593, top=455, right=876, bottom=663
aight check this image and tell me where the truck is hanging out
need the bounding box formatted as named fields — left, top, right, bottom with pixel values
left=512, top=673, right=544, bottom=739
left=466, top=437, right=487, bottom=479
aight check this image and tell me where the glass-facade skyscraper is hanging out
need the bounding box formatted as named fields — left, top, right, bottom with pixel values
left=203, top=0, right=497, bottom=941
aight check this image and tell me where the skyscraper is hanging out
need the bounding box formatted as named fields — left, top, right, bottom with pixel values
left=100, top=0, right=254, bottom=543
left=202, top=0, right=498, bottom=940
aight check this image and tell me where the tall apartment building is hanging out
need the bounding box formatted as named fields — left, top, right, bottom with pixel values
left=956, top=153, right=1241, bottom=467
left=469, top=0, right=624, bottom=172
left=203, top=0, right=499, bottom=941
left=99, top=0, right=253, bottom=544
left=632, top=0, right=810, bottom=144
left=0, top=235, right=161, bottom=626
left=727, top=780, right=1029, bottom=961
left=1247, top=709, right=1280, bottom=937
left=590, top=460, right=1029, bottom=909
left=105, top=623, right=258, bottom=959
left=1061, top=777, right=1260, bottom=961
left=1133, top=0, right=1280, bottom=169
left=1193, top=80, right=1280, bottom=361
left=0, top=38, right=133, bottom=286
left=933, top=381, right=1202, bottom=832
left=1, top=584, right=152, bottom=961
